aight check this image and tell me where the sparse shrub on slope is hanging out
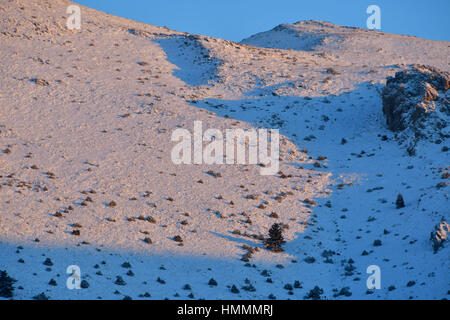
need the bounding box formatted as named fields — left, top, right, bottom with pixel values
left=381, top=65, right=449, bottom=154
left=304, top=286, right=324, bottom=300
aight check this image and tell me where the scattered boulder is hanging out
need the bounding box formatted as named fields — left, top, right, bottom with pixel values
left=173, top=235, right=183, bottom=243
left=31, top=78, right=49, bottom=86
left=381, top=65, right=449, bottom=154
left=32, top=292, right=49, bottom=300
left=208, top=278, right=218, bottom=286
left=80, top=280, right=90, bottom=289
left=115, top=276, right=126, bottom=286
left=43, top=258, right=53, bottom=266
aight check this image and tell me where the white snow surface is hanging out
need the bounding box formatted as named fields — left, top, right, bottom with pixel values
left=0, top=0, right=449, bottom=300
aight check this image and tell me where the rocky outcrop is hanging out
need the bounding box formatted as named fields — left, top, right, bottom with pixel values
left=430, top=218, right=449, bottom=253
left=382, top=65, right=449, bottom=154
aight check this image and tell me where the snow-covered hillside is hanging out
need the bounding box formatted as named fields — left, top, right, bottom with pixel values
left=0, top=0, right=448, bottom=300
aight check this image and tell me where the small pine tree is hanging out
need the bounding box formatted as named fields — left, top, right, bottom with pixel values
left=265, top=223, right=285, bottom=252
left=396, top=194, right=405, bottom=209
left=0, top=270, right=16, bottom=298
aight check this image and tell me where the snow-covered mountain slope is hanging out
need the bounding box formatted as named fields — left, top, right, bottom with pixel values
left=0, top=0, right=448, bottom=300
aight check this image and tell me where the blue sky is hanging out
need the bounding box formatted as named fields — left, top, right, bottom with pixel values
left=74, top=0, right=450, bottom=42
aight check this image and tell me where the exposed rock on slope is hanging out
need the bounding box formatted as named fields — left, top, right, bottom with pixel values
left=381, top=65, right=450, bottom=154
left=430, top=218, right=449, bottom=253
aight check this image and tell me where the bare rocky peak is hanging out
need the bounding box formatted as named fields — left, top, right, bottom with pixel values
left=240, top=19, right=385, bottom=51
left=285, top=19, right=366, bottom=34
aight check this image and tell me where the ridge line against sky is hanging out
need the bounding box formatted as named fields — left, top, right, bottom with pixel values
left=73, top=0, right=450, bottom=42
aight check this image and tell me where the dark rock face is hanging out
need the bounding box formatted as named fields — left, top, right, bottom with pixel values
left=381, top=65, right=449, bottom=152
